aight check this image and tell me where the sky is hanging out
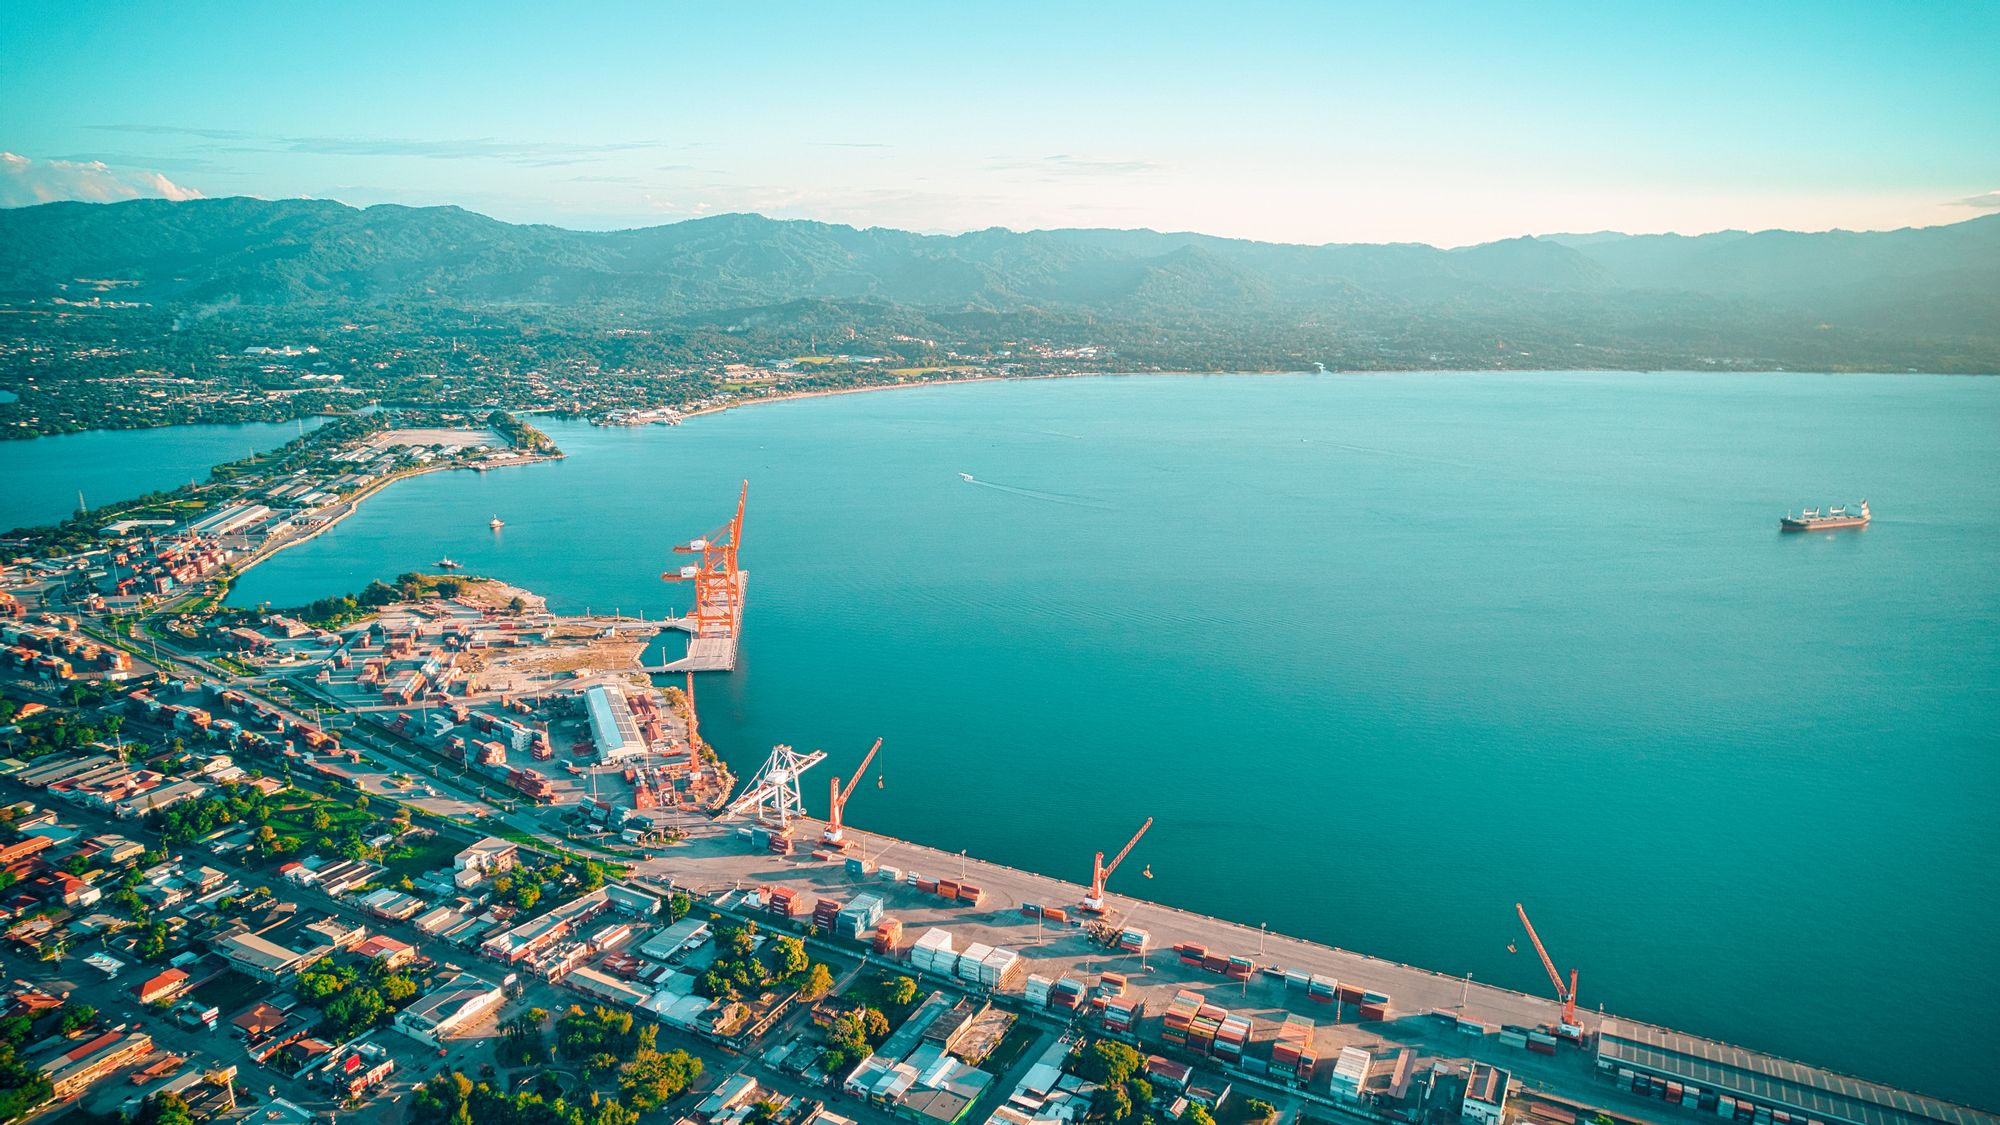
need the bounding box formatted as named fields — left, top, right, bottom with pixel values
left=2, top=1, right=1997, bottom=247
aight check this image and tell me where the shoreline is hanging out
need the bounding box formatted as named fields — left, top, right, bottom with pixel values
left=222, top=451, right=560, bottom=592
left=649, top=364, right=2000, bottom=428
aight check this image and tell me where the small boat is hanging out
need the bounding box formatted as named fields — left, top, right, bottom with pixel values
left=436, top=557, right=463, bottom=570
left=489, top=515, right=505, bottom=529
left=1781, top=499, right=1869, bottom=532
left=959, top=473, right=975, bottom=483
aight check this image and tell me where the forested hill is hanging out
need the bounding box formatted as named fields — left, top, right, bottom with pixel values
left=2, top=197, right=1998, bottom=372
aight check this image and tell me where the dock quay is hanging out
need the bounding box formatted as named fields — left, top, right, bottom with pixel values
left=623, top=813, right=1999, bottom=1125
left=642, top=571, right=747, bottom=673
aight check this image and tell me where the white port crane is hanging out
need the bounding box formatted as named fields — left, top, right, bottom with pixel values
left=726, top=743, right=826, bottom=825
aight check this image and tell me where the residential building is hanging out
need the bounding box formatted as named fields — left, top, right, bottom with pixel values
left=454, top=837, right=517, bottom=876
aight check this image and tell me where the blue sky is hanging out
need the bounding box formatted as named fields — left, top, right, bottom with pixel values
left=3, top=1, right=1997, bottom=245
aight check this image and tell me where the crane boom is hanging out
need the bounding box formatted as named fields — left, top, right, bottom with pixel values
left=1516, top=902, right=1582, bottom=1036
left=1105, top=817, right=1153, bottom=881
left=838, top=738, right=883, bottom=806
left=1516, top=903, right=1564, bottom=996
left=1083, top=817, right=1153, bottom=912
left=822, top=738, right=883, bottom=845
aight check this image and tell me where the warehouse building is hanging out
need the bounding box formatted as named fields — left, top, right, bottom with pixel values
left=584, top=683, right=648, bottom=761
left=394, top=972, right=505, bottom=1046
left=1595, top=1020, right=1999, bottom=1125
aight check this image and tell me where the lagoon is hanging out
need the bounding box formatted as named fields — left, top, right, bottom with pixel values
left=0, top=417, right=322, bottom=531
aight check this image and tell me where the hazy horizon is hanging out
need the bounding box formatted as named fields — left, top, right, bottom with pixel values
left=13, top=189, right=2000, bottom=252
left=4, top=1, right=1997, bottom=246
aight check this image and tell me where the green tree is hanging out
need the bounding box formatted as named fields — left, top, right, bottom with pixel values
left=619, top=1047, right=703, bottom=1111
left=798, top=963, right=835, bottom=1001
left=1075, top=1040, right=1144, bottom=1087
left=59, top=1005, right=97, bottom=1035
left=772, top=936, right=808, bottom=978
left=881, top=975, right=918, bottom=1007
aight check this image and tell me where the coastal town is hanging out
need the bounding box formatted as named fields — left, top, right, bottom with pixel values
left=0, top=415, right=1986, bottom=1125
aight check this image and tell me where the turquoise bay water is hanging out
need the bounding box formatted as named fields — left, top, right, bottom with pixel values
left=0, top=418, right=323, bottom=531
left=225, top=373, right=2000, bottom=1106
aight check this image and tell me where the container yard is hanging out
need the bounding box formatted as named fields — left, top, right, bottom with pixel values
left=604, top=802, right=1997, bottom=1125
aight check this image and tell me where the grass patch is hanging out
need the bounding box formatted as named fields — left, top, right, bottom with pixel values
left=379, top=832, right=463, bottom=881
left=980, top=1021, right=1039, bottom=1075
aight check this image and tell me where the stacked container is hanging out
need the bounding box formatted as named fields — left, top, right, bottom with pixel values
left=1176, top=943, right=1206, bottom=967
left=1307, top=974, right=1337, bottom=1003
left=910, top=928, right=958, bottom=976
left=1188, top=1002, right=1229, bottom=1055
left=1271, top=1015, right=1317, bottom=1083
left=1357, top=991, right=1391, bottom=1022
left=1118, top=927, right=1150, bottom=953
left=1226, top=955, right=1255, bottom=980
left=982, top=947, right=1024, bottom=992
left=1214, top=1015, right=1252, bottom=1061
left=957, top=942, right=995, bottom=982
left=843, top=856, right=876, bottom=879
left=1099, top=972, right=1127, bottom=997
left=1052, top=977, right=1086, bottom=1009
left=873, top=918, right=904, bottom=957
left=837, top=894, right=884, bottom=941
left=1161, top=989, right=1202, bottom=1046
left=1024, top=974, right=1054, bottom=1006
left=878, top=865, right=904, bottom=884
left=1103, top=996, right=1143, bottom=1034
left=767, top=886, right=806, bottom=917
left=812, top=898, right=843, bottom=932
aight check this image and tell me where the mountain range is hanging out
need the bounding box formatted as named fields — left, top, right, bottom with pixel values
left=3, top=198, right=1997, bottom=370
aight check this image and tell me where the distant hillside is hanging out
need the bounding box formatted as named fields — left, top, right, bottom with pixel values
left=2, top=197, right=1997, bottom=371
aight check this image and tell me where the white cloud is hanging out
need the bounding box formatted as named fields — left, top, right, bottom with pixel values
left=1956, top=190, right=2000, bottom=211
left=0, top=151, right=204, bottom=207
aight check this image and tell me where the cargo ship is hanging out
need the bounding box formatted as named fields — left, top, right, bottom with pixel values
left=1780, top=500, right=1868, bottom=532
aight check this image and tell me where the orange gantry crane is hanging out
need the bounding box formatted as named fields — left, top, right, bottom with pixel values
left=821, top=737, right=884, bottom=847
left=663, top=481, right=748, bottom=638
left=683, top=673, right=704, bottom=776
left=1515, top=902, right=1584, bottom=1041
left=1082, top=817, right=1153, bottom=913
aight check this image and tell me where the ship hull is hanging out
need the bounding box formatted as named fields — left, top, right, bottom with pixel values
left=1780, top=517, right=1868, bottom=532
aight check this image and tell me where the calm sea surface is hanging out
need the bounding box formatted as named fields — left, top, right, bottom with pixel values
left=224, top=373, right=1998, bottom=1105
left=0, top=418, right=322, bottom=531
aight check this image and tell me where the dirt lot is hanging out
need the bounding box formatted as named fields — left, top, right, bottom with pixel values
left=369, top=427, right=499, bottom=449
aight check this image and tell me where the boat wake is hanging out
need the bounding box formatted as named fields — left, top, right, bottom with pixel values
left=958, top=472, right=1107, bottom=508
left=1314, top=439, right=1478, bottom=471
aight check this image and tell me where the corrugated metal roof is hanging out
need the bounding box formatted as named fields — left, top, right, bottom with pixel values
left=1598, top=1020, right=1999, bottom=1125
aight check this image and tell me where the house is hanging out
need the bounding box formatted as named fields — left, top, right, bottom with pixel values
left=454, top=837, right=517, bottom=876
left=354, top=934, right=415, bottom=969
left=233, top=1002, right=288, bottom=1038
left=1461, top=1064, right=1510, bottom=1125
left=81, top=834, right=146, bottom=866
left=392, top=972, right=504, bottom=1046
left=133, top=968, right=191, bottom=1005
left=30, top=872, right=100, bottom=910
